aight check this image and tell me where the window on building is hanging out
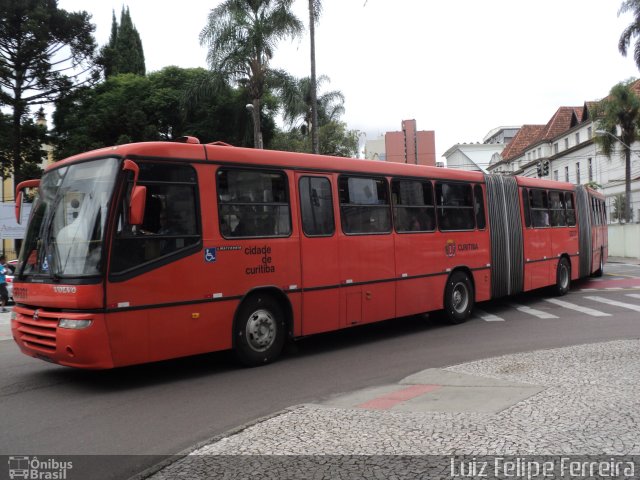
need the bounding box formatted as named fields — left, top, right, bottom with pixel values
left=575, top=132, right=580, bottom=145
left=339, top=176, right=391, bottom=234
left=565, top=166, right=569, bottom=182
left=576, top=162, right=581, bottom=184
left=588, top=158, right=593, bottom=182
left=554, top=143, right=559, bottom=154
left=391, top=179, right=436, bottom=232
left=553, top=170, right=559, bottom=181
left=587, top=127, right=592, bottom=140
left=299, top=176, right=334, bottom=236
left=435, top=182, right=475, bottom=231
left=218, top=168, right=291, bottom=238
left=564, top=138, right=569, bottom=150
left=538, top=147, right=542, bottom=158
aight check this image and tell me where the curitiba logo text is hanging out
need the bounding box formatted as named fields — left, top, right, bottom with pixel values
left=8, top=456, right=73, bottom=479
left=445, top=240, right=480, bottom=258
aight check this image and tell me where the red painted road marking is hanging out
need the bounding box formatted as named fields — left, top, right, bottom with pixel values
left=357, top=384, right=441, bottom=410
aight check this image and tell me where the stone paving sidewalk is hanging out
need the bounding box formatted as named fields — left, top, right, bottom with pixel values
left=144, top=339, right=640, bottom=479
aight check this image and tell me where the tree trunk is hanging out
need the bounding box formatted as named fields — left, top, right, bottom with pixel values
left=625, top=146, right=632, bottom=222
left=309, top=0, right=319, bottom=155
left=11, top=101, right=24, bottom=187
left=252, top=98, right=262, bottom=149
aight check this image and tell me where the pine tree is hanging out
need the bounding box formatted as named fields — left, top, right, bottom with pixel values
left=100, top=7, right=146, bottom=78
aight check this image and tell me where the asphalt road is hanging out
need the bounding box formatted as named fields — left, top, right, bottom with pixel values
left=1, top=262, right=640, bottom=480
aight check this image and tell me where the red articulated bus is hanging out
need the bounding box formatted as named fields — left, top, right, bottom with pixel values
left=11, top=138, right=607, bottom=369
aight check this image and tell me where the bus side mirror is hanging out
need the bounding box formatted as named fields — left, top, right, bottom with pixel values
left=129, top=186, right=146, bottom=225
left=14, top=179, right=40, bottom=224
left=122, top=159, right=145, bottom=225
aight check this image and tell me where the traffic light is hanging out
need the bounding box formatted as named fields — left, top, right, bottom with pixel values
left=536, top=162, right=542, bottom=177
left=543, top=160, right=550, bottom=176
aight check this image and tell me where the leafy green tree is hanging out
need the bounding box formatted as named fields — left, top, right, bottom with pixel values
left=199, top=0, right=303, bottom=148
left=99, top=7, right=146, bottom=78
left=277, top=74, right=344, bottom=136
left=271, top=120, right=358, bottom=157
left=0, top=0, right=97, bottom=183
left=619, top=0, right=640, bottom=70
left=0, top=111, right=46, bottom=181
left=52, top=67, right=273, bottom=159
left=593, top=79, right=640, bottom=223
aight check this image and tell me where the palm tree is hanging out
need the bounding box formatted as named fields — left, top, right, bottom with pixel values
left=277, top=74, right=344, bottom=136
left=593, top=79, right=640, bottom=222
left=308, top=0, right=322, bottom=153
left=619, top=0, right=640, bottom=70
left=199, top=0, right=303, bottom=148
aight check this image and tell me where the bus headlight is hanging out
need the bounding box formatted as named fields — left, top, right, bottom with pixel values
left=58, top=319, right=92, bottom=329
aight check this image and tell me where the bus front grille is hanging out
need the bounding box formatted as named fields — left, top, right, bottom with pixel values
left=16, top=312, right=58, bottom=353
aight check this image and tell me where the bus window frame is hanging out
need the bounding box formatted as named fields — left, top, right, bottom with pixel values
left=217, top=167, right=293, bottom=240
left=391, top=177, right=436, bottom=234
left=338, top=174, right=392, bottom=236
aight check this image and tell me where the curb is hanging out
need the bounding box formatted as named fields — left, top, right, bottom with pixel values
left=128, top=405, right=306, bottom=480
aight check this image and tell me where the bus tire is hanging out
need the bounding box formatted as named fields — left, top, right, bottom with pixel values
left=443, top=271, right=474, bottom=324
left=554, top=257, right=571, bottom=296
left=234, top=294, right=285, bottom=367
left=592, top=249, right=604, bottom=277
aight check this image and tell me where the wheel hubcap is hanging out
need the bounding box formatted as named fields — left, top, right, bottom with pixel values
left=245, top=309, right=276, bottom=352
left=452, top=283, right=469, bottom=313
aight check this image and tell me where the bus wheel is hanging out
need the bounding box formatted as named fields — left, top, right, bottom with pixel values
left=444, top=271, right=474, bottom=324
left=235, top=294, right=285, bottom=367
left=554, top=258, right=571, bottom=296
left=592, top=249, right=604, bottom=277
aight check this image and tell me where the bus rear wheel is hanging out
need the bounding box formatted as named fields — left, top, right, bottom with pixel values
left=443, top=271, right=474, bottom=324
left=554, top=258, right=571, bottom=296
left=234, top=294, right=285, bottom=367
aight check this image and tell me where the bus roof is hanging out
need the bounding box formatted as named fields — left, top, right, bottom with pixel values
left=46, top=140, right=605, bottom=199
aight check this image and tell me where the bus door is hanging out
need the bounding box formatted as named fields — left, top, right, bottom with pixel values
left=336, top=175, right=396, bottom=327
left=296, top=174, right=340, bottom=335
left=525, top=188, right=552, bottom=289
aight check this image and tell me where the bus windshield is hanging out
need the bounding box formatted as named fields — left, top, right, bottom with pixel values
left=18, top=157, right=120, bottom=278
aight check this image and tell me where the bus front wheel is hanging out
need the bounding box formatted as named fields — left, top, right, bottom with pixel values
left=443, top=271, right=474, bottom=324
left=554, top=258, right=571, bottom=296
left=234, top=294, right=285, bottom=367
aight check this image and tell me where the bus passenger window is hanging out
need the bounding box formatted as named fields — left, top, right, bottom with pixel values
left=522, top=188, right=531, bottom=228
left=110, top=163, right=200, bottom=274
left=529, top=189, right=550, bottom=228
left=391, top=179, right=435, bottom=233
left=565, top=192, right=576, bottom=226
left=548, top=191, right=567, bottom=227
left=217, top=168, right=291, bottom=238
left=436, top=182, right=475, bottom=231
left=339, top=176, right=391, bottom=234
left=299, top=177, right=334, bottom=236
left=473, top=184, right=486, bottom=230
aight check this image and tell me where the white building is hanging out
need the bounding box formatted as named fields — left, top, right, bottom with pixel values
left=443, top=126, right=520, bottom=172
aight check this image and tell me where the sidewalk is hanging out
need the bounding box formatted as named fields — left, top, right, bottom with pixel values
left=607, top=255, right=640, bottom=265
left=0, top=306, right=12, bottom=342
left=143, top=339, right=640, bottom=479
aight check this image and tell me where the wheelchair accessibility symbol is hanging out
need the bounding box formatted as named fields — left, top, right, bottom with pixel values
left=204, top=248, right=217, bottom=263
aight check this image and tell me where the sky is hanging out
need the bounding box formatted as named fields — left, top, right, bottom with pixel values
left=56, top=0, right=640, bottom=159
